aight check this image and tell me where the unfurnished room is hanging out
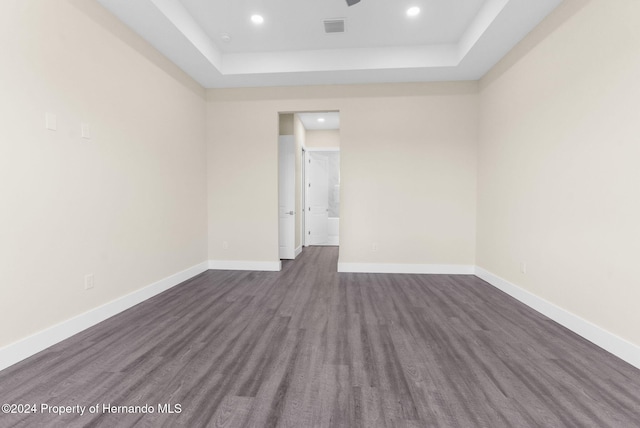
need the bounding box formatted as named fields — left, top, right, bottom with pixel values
left=1, top=0, right=640, bottom=427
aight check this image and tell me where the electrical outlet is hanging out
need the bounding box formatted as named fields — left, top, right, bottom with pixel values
left=372, top=243, right=378, bottom=252
left=84, top=274, right=94, bottom=290
left=45, top=113, right=57, bottom=131
left=520, top=262, right=527, bottom=274
left=222, top=241, right=229, bottom=250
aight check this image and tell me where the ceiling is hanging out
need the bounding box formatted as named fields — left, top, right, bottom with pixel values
left=297, top=112, right=341, bottom=131
left=96, top=0, right=563, bottom=88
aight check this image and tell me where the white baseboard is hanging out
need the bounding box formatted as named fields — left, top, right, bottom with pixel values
left=475, top=267, right=640, bottom=370
left=209, top=260, right=282, bottom=271
left=337, top=262, right=475, bottom=275
left=3, top=260, right=637, bottom=374
left=295, top=246, right=302, bottom=257
left=0, top=261, right=209, bottom=372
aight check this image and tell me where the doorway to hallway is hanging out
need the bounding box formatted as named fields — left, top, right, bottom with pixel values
left=278, top=111, right=341, bottom=261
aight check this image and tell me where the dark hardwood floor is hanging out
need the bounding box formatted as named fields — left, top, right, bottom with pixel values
left=1, top=247, right=639, bottom=427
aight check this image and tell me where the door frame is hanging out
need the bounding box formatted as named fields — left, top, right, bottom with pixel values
left=278, top=135, right=296, bottom=259
left=304, top=147, right=340, bottom=247
left=300, top=147, right=306, bottom=250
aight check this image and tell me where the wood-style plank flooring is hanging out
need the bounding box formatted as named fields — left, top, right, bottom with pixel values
left=1, top=247, right=639, bottom=427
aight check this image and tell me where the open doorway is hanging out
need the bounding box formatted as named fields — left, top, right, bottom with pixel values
left=297, top=112, right=340, bottom=247
left=278, top=111, right=340, bottom=260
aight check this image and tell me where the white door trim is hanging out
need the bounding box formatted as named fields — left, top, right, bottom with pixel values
left=304, top=147, right=340, bottom=152
left=278, top=135, right=296, bottom=259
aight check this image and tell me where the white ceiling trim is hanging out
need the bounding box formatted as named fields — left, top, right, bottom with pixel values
left=222, top=44, right=460, bottom=75
left=457, top=0, right=509, bottom=59
left=97, top=0, right=563, bottom=88
left=150, top=0, right=222, bottom=70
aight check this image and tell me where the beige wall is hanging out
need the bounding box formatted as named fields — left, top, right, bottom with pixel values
left=279, top=114, right=294, bottom=136
left=477, top=0, right=640, bottom=344
left=305, top=130, right=340, bottom=149
left=207, top=83, right=478, bottom=266
left=0, top=1, right=208, bottom=347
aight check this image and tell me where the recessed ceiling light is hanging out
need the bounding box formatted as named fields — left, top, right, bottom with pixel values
left=220, top=33, right=232, bottom=43
left=407, top=6, right=420, bottom=17
left=251, top=14, right=264, bottom=24
left=318, top=118, right=326, bottom=123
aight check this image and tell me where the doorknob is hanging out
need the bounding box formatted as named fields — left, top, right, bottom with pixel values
left=288, top=211, right=294, bottom=215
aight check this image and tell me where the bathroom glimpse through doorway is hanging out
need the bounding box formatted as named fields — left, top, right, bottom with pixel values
left=305, top=149, right=340, bottom=246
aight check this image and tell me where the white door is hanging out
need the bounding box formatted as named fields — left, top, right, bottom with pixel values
left=307, top=152, right=329, bottom=245
left=278, top=136, right=296, bottom=259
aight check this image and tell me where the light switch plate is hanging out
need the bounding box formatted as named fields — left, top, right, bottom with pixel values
left=84, top=274, right=94, bottom=290
left=45, top=113, right=57, bottom=131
